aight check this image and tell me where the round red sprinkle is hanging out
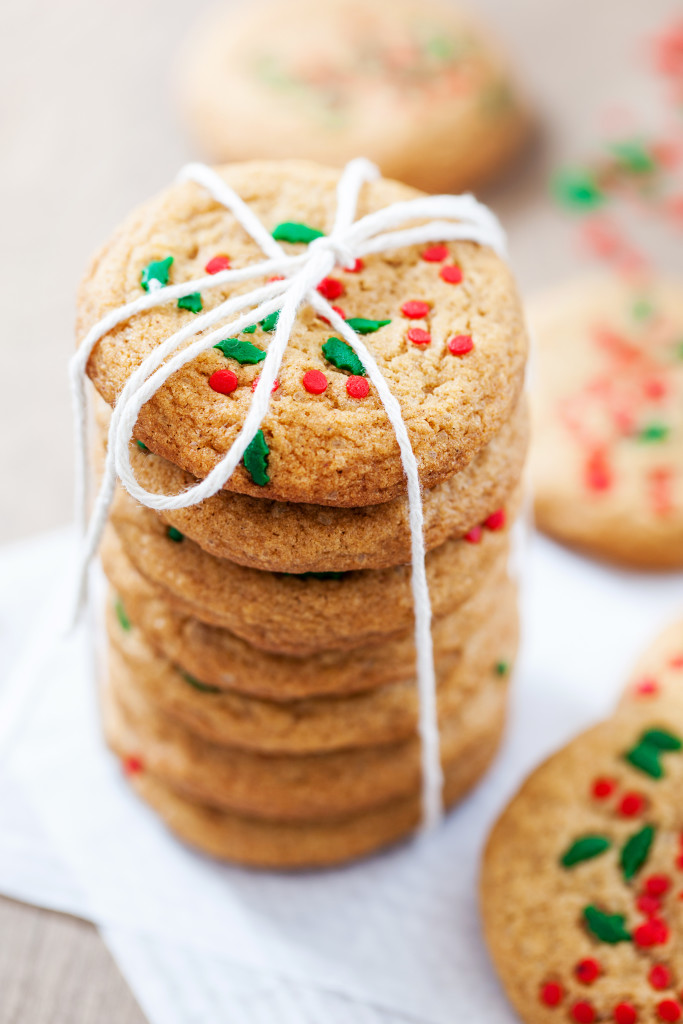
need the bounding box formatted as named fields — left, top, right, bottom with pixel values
left=317, top=277, right=344, bottom=300
left=268, top=274, right=285, bottom=282
left=634, top=917, right=669, bottom=947
left=540, top=982, right=564, bottom=1007
left=401, top=300, right=431, bottom=319
left=251, top=375, right=279, bottom=393
left=644, top=377, right=667, bottom=400
left=421, top=244, right=449, bottom=262
left=575, top=959, right=601, bottom=985
left=205, top=254, right=230, bottom=274
left=572, top=1000, right=596, bottom=1023
left=440, top=264, right=463, bottom=284
left=619, top=792, right=646, bottom=817
left=408, top=327, right=431, bottom=346
left=657, top=1000, right=682, bottom=1022
left=676, top=854, right=683, bottom=870
left=209, top=369, right=238, bottom=395
left=670, top=655, right=683, bottom=669
left=646, top=876, right=672, bottom=897
left=464, top=525, right=483, bottom=544
left=634, top=677, right=660, bottom=697
left=344, top=258, right=364, bottom=273
left=448, top=334, right=474, bottom=356
left=318, top=305, right=346, bottom=325
left=650, top=965, right=672, bottom=990
left=585, top=449, right=612, bottom=492
left=303, top=370, right=328, bottom=395
left=637, top=894, right=662, bottom=916
left=592, top=777, right=617, bottom=799
left=123, top=755, right=143, bottom=775
left=346, top=376, right=369, bottom=399
left=614, top=1003, right=638, bottom=1024
left=484, top=508, right=506, bottom=531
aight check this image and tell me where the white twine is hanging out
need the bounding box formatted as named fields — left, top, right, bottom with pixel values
left=70, top=157, right=507, bottom=831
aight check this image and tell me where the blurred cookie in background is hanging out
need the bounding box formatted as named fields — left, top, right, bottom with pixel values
left=178, top=0, right=531, bottom=195
left=529, top=275, right=683, bottom=569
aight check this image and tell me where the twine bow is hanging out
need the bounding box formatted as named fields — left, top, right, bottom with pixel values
left=70, top=157, right=507, bottom=829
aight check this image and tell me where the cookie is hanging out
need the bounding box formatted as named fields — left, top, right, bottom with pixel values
left=105, top=656, right=510, bottom=822
left=106, top=579, right=518, bottom=753
left=79, top=159, right=528, bottom=506
left=116, top=698, right=506, bottom=870
left=102, top=529, right=515, bottom=699
left=105, top=484, right=518, bottom=655
left=481, top=617, right=683, bottom=1024
left=530, top=276, right=683, bottom=569
left=94, top=393, right=528, bottom=573
left=178, top=0, right=530, bottom=196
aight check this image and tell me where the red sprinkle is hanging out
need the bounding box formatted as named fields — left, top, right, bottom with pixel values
left=657, top=1000, right=682, bottom=1022
left=644, top=377, right=668, bottom=400
left=317, top=277, right=344, bottom=300
left=408, top=327, right=431, bottom=346
left=646, top=876, right=672, bottom=898
left=572, top=1001, right=596, bottom=1023
left=421, top=244, right=449, bottom=263
left=268, top=274, right=285, bottom=282
left=634, top=917, right=669, bottom=947
left=634, top=677, right=660, bottom=697
left=123, top=755, right=143, bottom=775
left=484, top=509, right=506, bottom=531
left=592, top=777, right=617, bottom=799
left=302, top=370, right=328, bottom=395
left=440, top=264, right=464, bottom=284
left=649, top=965, right=672, bottom=990
left=346, top=376, right=369, bottom=399
left=448, top=334, right=474, bottom=356
left=344, top=258, right=364, bottom=273
left=464, top=525, right=483, bottom=544
left=575, top=959, right=601, bottom=985
left=585, top=449, right=613, bottom=492
left=614, top=1004, right=638, bottom=1024
left=401, top=300, right=431, bottom=318
left=251, top=375, right=279, bottom=393
left=318, top=305, right=347, bottom=325
left=637, top=894, right=662, bottom=916
left=209, top=369, right=238, bottom=395
left=670, top=655, right=683, bottom=669
left=540, top=982, right=564, bottom=1007
left=205, top=254, right=230, bottom=274
left=619, top=792, right=646, bottom=817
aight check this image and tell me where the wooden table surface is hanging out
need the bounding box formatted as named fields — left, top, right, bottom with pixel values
left=0, top=0, right=679, bottom=1019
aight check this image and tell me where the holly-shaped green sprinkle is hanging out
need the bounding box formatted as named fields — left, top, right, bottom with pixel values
left=561, top=835, right=612, bottom=868
left=166, top=526, right=184, bottom=543
left=140, top=256, right=173, bottom=291
left=214, top=338, right=266, bottom=364
left=552, top=170, right=604, bottom=210
left=620, top=825, right=655, bottom=880
left=135, top=440, right=149, bottom=452
left=243, top=429, right=270, bottom=486
left=583, top=906, right=631, bottom=944
left=322, top=337, right=365, bottom=375
left=639, top=423, right=669, bottom=443
left=115, top=598, right=131, bottom=632
left=345, top=317, right=391, bottom=334
left=178, top=292, right=203, bottom=313
left=642, top=728, right=683, bottom=750
left=625, top=728, right=682, bottom=778
left=260, top=312, right=280, bottom=332
left=243, top=324, right=257, bottom=334
left=272, top=222, right=324, bottom=244
left=181, top=671, right=221, bottom=694
left=495, top=660, right=509, bottom=677
left=611, top=139, right=656, bottom=176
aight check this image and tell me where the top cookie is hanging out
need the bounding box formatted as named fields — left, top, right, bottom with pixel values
left=178, top=0, right=530, bottom=195
left=530, top=276, right=683, bottom=568
left=79, top=160, right=527, bottom=506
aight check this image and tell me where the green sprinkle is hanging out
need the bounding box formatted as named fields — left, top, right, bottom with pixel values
left=626, top=742, right=664, bottom=778
left=641, top=728, right=683, bottom=751
left=214, top=338, right=266, bottom=364
left=272, top=222, right=324, bottom=244
left=495, top=660, right=509, bottom=677
left=243, top=324, right=257, bottom=334
left=140, top=256, right=173, bottom=292
left=135, top=440, right=149, bottom=452
left=345, top=317, right=391, bottom=334
left=552, top=170, right=604, bottom=211
left=166, top=526, right=184, bottom=543
left=260, top=312, right=280, bottom=332
left=181, top=671, right=221, bottom=694
left=115, top=598, right=131, bottom=632
left=620, top=825, right=655, bottom=880
left=177, top=292, right=203, bottom=314
left=583, top=906, right=631, bottom=944
left=639, top=423, right=669, bottom=443
left=632, top=298, right=654, bottom=321
left=322, top=337, right=365, bottom=375
left=243, top=429, right=270, bottom=486
left=611, top=139, right=656, bottom=175
left=561, top=835, right=612, bottom=868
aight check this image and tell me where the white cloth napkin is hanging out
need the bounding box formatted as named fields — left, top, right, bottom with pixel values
left=0, top=526, right=681, bottom=1024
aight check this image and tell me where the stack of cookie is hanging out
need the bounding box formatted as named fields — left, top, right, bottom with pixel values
left=79, top=160, right=529, bottom=869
